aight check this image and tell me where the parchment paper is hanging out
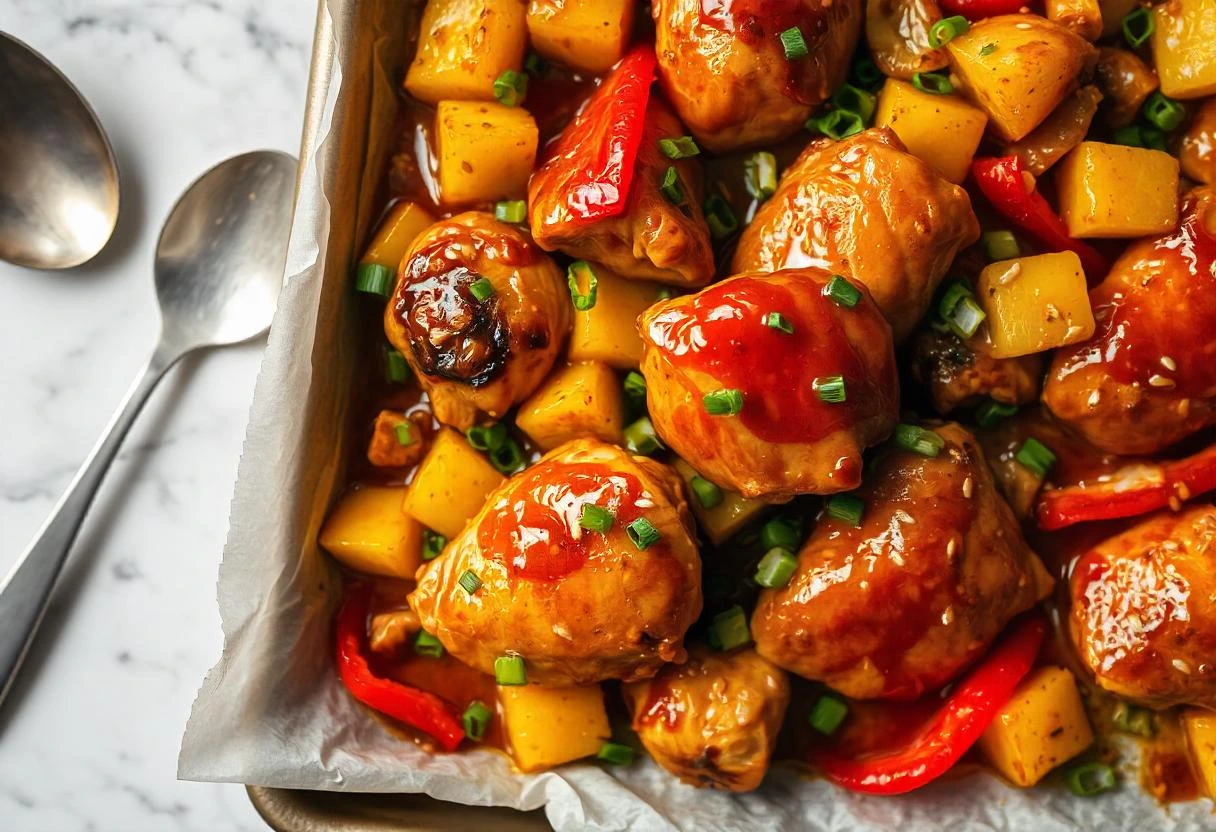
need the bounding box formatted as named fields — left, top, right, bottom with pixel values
left=179, top=1, right=1214, bottom=828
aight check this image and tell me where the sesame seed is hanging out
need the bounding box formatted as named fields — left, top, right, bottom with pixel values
left=1173, top=658, right=1192, bottom=674
left=1149, top=374, right=1176, bottom=388
left=996, top=263, right=1022, bottom=285
left=1161, top=356, right=1177, bottom=371
left=962, top=476, right=974, bottom=498
left=635, top=498, right=655, bottom=508
left=1087, top=390, right=1101, bottom=408
left=946, top=538, right=958, bottom=557
left=941, top=606, right=955, bottom=625
left=1044, top=303, right=1061, bottom=322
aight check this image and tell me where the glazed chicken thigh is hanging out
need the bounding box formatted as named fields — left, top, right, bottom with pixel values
left=639, top=268, right=899, bottom=500
left=733, top=128, right=980, bottom=342
left=623, top=646, right=790, bottom=791
left=1042, top=188, right=1216, bottom=456
left=408, top=439, right=702, bottom=686
left=385, top=212, right=570, bottom=430
left=751, top=423, right=1053, bottom=700
left=651, top=0, right=863, bottom=152
left=1070, top=505, right=1216, bottom=710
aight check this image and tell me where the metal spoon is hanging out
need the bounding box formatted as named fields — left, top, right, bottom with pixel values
left=0, top=150, right=298, bottom=707
left=0, top=31, right=121, bottom=269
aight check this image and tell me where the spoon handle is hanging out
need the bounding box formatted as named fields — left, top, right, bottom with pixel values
left=0, top=344, right=177, bottom=708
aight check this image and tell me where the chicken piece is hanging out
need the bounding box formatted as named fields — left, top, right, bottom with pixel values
left=408, top=439, right=702, bottom=686
left=368, top=608, right=422, bottom=655
left=651, top=0, right=862, bottom=153
left=639, top=269, right=899, bottom=500
left=384, top=212, right=570, bottom=430
left=1042, top=189, right=1216, bottom=456
left=733, top=129, right=980, bottom=342
left=909, top=328, right=1043, bottom=415
left=751, top=423, right=1053, bottom=700
left=1180, top=98, right=1216, bottom=186
left=1070, top=505, right=1216, bottom=709
left=623, top=646, right=790, bottom=791
left=366, top=409, right=432, bottom=468
left=528, top=93, right=714, bottom=286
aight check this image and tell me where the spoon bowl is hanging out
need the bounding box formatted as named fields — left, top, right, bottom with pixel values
left=0, top=32, right=120, bottom=270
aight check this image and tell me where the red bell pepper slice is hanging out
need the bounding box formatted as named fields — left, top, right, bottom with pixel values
left=812, top=616, right=1046, bottom=795
left=1036, top=444, right=1216, bottom=531
left=335, top=584, right=465, bottom=752
left=971, top=156, right=1109, bottom=281
left=535, top=46, right=656, bottom=223
left=938, top=0, right=1035, bottom=19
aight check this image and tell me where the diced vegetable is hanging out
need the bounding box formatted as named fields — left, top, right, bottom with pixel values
left=1055, top=142, right=1180, bottom=238
left=361, top=201, right=435, bottom=272
left=1183, top=708, right=1216, bottom=799
left=945, top=15, right=1096, bottom=141
left=672, top=459, right=768, bottom=545
left=525, top=0, right=635, bottom=74
left=1003, top=86, right=1102, bottom=176
left=975, top=252, right=1095, bottom=358
left=1095, top=48, right=1159, bottom=128
left=1045, top=0, right=1102, bottom=40
left=499, top=683, right=611, bottom=772
left=515, top=361, right=624, bottom=451
left=568, top=267, right=666, bottom=369
left=404, top=0, right=527, bottom=104
left=402, top=429, right=505, bottom=539
left=319, top=486, right=423, bottom=579
left=435, top=101, right=538, bottom=205
left=874, top=78, right=988, bottom=183
left=1151, top=0, right=1216, bottom=99
left=976, top=666, right=1094, bottom=787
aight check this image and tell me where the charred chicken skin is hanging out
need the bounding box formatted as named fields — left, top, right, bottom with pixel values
left=910, top=328, right=1043, bottom=415
left=651, top=0, right=863, bottom=153
left=1070, top=505, right=1216, bottom=710
left=733, top=129, right=980, bottom=342
left=623, top=646, right=790, bottom=791
left=408, top=439, right=702, bottom=686
left=639, top=268, right=899, bottom=500
left=1043, top=188, right=1216, bottom=456
left=384, top=212, right=570, bottom=430
left=751, top=423, right=1053, bottom=700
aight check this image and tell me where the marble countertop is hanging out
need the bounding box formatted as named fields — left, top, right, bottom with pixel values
left=1, top=2, right=315, bottom=829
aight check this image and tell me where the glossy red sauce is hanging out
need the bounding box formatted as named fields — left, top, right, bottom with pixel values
left=645, top=275, right=896, bottom=445
left=699, top=0, right=807, bottom=42
left=475, top=462, right=652, bottom=582
left=639, top=674, right=687, bottom=730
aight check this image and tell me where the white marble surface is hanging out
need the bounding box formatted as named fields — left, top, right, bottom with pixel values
left=0, top=2, right=316, bottom=829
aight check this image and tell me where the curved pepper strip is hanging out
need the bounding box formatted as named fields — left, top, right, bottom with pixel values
left=938, top=0, right=1036, bottom=18
left=1037, top=444, right=1216, bottom=530
left=336, top=584, right=465, bottom=752
left=812, top=616, right=1046, bottom=795
left=971, top=156, right=1109, bottom=282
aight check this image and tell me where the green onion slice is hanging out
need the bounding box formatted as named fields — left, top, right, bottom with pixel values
left=1140, top=125, right=1168, bottom=151
left=660, top=165, right=685, bottom=206
left=779, top=26, right=809, bottom=60
left=708, top=605, right=752, bottom=651
left=760, top=517, right=800, bottom=551
left=384, top=347, right=409, bottom=384
left=579, top=504, right=615, bottom=533
left=824, top=274, right=861, bottom=307
left=626, top=517, right=661, bottom=550
left=462, top=700, right=493, bottom=741
left=703, top=194, right=739, bottom=239
left=1064, top=762, right=1118, bottom=796
left=763, top=311, right=794, bottom=334
left=394, top=421, right=415, bottom=446
left=979, top=42, right=996, bottom=57
left=458, top=570, right=483, bottom=594
left=809, top=694, right=849, bottom=735
left=1015, top=437, right=1056, bottom=478
left=489, top=438, right=526, bottom=475
left=754, top=547, right=798, bottom=589
left=744, top=152, right=778, bottom=200
left=703, top=388, right=744, bottom=416
left=975, top=399, right=1018, bottom=428
left=894, top=423, right=945, bottom=457
left=850, top=55, right=883, bottom=90
left=413, top=630, right=444, bottom=658
left=624, top=416, right=663, bottom=456
left=623, top=370, right=647, bottom=402
left=981, top=230, right=1020, bottom=261
left=492, top=69, right=528, bottom=107
left=690, top=475, right=723, bottom=510
left=948, top=295, right=987, bottom=339
left=524, top=51, right=547, bottom=77
left=567, top=261, right=598, bottom=311
left=494, top=200, right=527, bottom=223
left=808, top=108, right=865, bottom=141
left=467, top=423, right=507, bottom=452
left=659, top=135, right=701, bottom=159
left=1112, top=701, right=1155, bottom=737
left=825, top=494, right=864, bottom=527
left=1142, top=90, right=1185, bottom=132
left=1122, top=7, right=1154, bottom=48
left=830, top=83, right=877, bottom=123
left=355, top=263, right=394, bottom=298
left=469, top=277, right=496, bottom=302
left=814, top=375, right=847, bottom=403
left=494, top=654, right=527, bottom=686
left=928, top=15, right=970, bottom=48
left=596, top=741, right=636, bottom=765
left=912, top=71, right=953, bottom=95
left=422, top=529, right=447, bottom=560
left=1112, top=124, right=1145, bottom=148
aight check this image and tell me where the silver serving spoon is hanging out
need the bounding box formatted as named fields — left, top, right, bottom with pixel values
left=0, top=31, right=121, bottom=269
left=0, top=150, right=298, bottom=708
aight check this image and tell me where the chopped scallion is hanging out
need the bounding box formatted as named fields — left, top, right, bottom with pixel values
left=708, top=605, right=752, bottom=651
left=928, top=15, right=969, bottom=48
left=524, top=51, right=547, bottom=77
left=494, top=655, right=527, bottom=686
left=660, top=165, right=685, bottom=206
left=754, top=547, right=798, bottom=589
left=824, top=274, right=861, bottom=308
left=850, top=55, right=882, bottom=90
left=494, top=200, right=527, bottom=223
left=462, top=700, right=493, bottom=741
left=703, top=194, right=739, bottom=239
left=567, top=260, right=598, bottom=311
left=690, top=475, right=723, bottom=510
left=467, top=423, right=507, bottom=451
left=596, top=741, right=635, bottom=765
left=492, top=69, right=527, bottom=107
left=384, top=347, right=409, bottom=384
left=422, top=529, right=447, bottom=560
left=1112, top=124, right=1145, bottom=148
left=825, top=494, right=864, bottom=527
left=809, top=695, right=848, bottom=735
left=912, top=71, right=953, bottom=96
left=458, top=569, right=483, bottom=594
left=1142, top=91, right=1186, bottom=132
left=814, top=375, right=847, bottom=403
left=579, top=504, right=615, bottom=533
left=975, top=399, right=1018, bottom=428
left=355, top=263, right=394, bottom=298
left=979, top=42, right=996, bottom=57
left=624, top=416, right=663, bottom=456
left=703, top=388, right=744, bottom=416
left=489, top=438, right=526, bottom=475
left=1015, top=437, right=1056, bottom=478
left=626, top=517, right=661, bottom=550
left=394, top=421, right=415, bottom=446
left=1122, top=7, right=1154, bottom=48
left=659, top=135, right=700, bottom=159
left=744, top=152, right=778, bottom=200
left=1140, top=125, right=1168, bottom=151
left=779, top=26, right=809, bottom=60
left=1064, top=762, right=1117, bottom=797
left=469, top=277, right=495, bottom=302
left=981, top=230, right=1020, bottom=261
left=763, top=311, right=794, bottom=334
left=948, top=295, right=987, bottom=339
left=894, top=423, right=945, bottom=457
left=760, top=518, right=799, bottom=551
left=623, top=370, right=647, bottom=402
left=413, top=630, right=444, bottom=658
left=808, top=108, right=865, bottom=141
left=830, top=83, right=877, bottom=123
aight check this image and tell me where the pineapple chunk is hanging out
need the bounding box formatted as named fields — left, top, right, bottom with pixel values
left=402, top=428, right=504, bottom=539
left=526, top=0, right=636, bottom=74
left=435, top=101, right=538, bottom=206
left=1056, top=141, right=1180, bottom=238
left=515, top=362, right=624, bottom=451
left=568, top=266, right=666, bottom=369
left=875, top=79, right=988, bottom=184
left=361, top=202, right=435, bottom=271
left=673, top=459, right=769, bottom=545
left=1152, top=0, right=1216, bottom=99
left=319, top=485, right=423, bottom=579
left=500, top=684, right=611, bottom=772
left=404, top=0, right=527, bottom=104
left=975, top=252, right=1095, bottom=359
left=1183, top=708, right=1216, bottom=799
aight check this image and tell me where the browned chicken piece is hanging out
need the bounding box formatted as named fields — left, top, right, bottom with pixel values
left=1094, top=47, right=1158, bottom=128
left=366, top=409, right=432, bottom=468
left=1042, top=189, right=1216, bottom=456
left=975, top=410, right=1096, bottom=519
left=623, top=647, right=790, bottom=791
left=368, top=609, right=422, bottom=655
left=651, top=0, right=862, bottom=152
left=1180, top=98, right=1216, bottom=185
left=909, top=328, right=1043, bottom=415
left=384, top=212, right=570, bottom=431
left=528, top=97, right=715, bottom=287
left=733, top=129, right=980, bottom=342
left=1070, top=505, right=1216, bottom=710
left=751, top=423, right=1053, bottom=700
left=408, top=439, right=702, bottom=686
left=639, top=269, right=899, bottom=500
